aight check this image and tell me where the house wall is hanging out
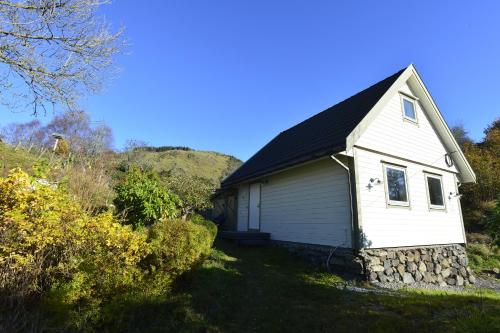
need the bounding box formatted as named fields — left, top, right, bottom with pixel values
left=256, top=158, right=352, bottom=247
left=354, top=82, right=465, bottom=248
left=356, top=83, right=458, bottom=173
left=236, top=184, right=249, bottom=231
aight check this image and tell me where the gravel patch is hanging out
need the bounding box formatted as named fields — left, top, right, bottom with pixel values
left=372, top=275, right=500, bottom=293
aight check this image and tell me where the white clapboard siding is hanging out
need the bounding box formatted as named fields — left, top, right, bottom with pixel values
left=259, top=159, right=352, bottom=247
left=356, top=83, right=458, bottom=173
left=236, top=184, right=249, bottom=231
left=354, top=146, right=465, bottom=248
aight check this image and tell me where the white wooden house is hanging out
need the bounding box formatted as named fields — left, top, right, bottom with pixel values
left=219, top=65, right=476, bottom=284
left=221, top=64, right=475, bottom=247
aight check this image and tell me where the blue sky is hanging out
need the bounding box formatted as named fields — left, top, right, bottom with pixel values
left=1, top=1, right=499, bottom=161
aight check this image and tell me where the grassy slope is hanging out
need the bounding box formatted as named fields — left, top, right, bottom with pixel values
left=0, top=143, right=38, bottom=176
left=106, top=240, right=500, bottom=333
left=121, top=149, right=242, bottom=185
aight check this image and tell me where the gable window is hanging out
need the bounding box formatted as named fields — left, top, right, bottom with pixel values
left=401, top=96, right=417, bottom=122
left=383, top=164, right=409, bottom=206
left=425, top=173, right=445, bottom=209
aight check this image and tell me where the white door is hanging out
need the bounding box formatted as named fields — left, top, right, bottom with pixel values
left=248, top=183, right=261, bottom=230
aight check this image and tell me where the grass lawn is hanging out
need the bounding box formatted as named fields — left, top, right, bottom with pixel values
left=106, top=240, right=500, bottom=333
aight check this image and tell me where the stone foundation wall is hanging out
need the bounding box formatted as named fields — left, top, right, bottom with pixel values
left=271, top=240, right=364, bottom=274
left=360, top=244, right=476, bottom=286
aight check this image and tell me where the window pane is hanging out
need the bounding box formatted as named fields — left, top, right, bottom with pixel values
left=386, top=167, right=408, bottom=202
left=403, top=99, right=416, bottom=120
left=427, top=177, right=444, bottom=206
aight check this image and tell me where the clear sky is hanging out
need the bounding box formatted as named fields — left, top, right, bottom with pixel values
left=1, top=1, right=499, bottom=161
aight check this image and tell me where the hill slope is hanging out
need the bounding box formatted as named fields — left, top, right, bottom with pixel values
left=122, top=148, right=242, bottom=185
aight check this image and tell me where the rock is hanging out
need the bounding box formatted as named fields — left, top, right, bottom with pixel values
left=459, top=267, right=467, bottom=277
left=441, top=258, right=450, bottom=268
left=386, top=275, right=395, bottom=282
left=372, top=265, right=384, bottom=272
left=384, top=260, right=392, bottom=270
left=442, top=268, right=451, bottom=278
left=426, top=262, right=434, bottom=272
left=447, top=278, right=456, bottom=285
left=459, top=257, right=468, bottom=266
left=394, top=272, right=401, bottom=281
left=414, top=251, right=421, bottom=262
left=377, top=272, right=388, bottom=283
left=379, top=251, right=388, bottom=257
left=420, top=249, right=427, bottom=255
left=421, top=254, right=430, bottom=262
left=450, top=267, right=458, bottom=276
left=407, top=252, right=415, bottom=262
left=424, top=272, right=435, bottom=283
left=369, top=272, right=378, bottom=281
left=392, top=259, right=400, bottom=267
left=432, top=252, right=438, bottom=261
left=406, top=262, right=417, bottom=272
left=397, top=252, right=405, bottom=263
left=370, top=257, right=381, bottom=266
left=403, top=272, right=415, bottom=284
left=456, top=275, right=464, bottom=286
left=397, top=264, right=406, bottom=276
left=418, top=262, right=427, bottom=273
left=384, top=267, right=394, bottom=275
left=415, top=271, right=423, bottom=282
left=436, top=274, right=443, bottom=283
left=387, top=252, right=395, bottom=259
left=439, top=281, right=448, bottom=287
left=434, top=264, right=442, bottom=275
left=493, top=267, right=499, bottom=274
left=468, top=275, right=476, bottom=284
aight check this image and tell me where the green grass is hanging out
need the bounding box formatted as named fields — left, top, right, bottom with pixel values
left=0, top=143, right=38, bottom=176
left=100, top=240, right=500, bottom=333
left=122, top=149, right=242, bottom=185
left=467, top=242, right=500, bottom=272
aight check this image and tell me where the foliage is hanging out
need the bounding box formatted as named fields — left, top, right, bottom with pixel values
left=453, top=119, right=500, bottom=241
left=0, top=168, right=217, bottom=330
left=0, top=0, right=123, bottom=114
left=114, top=167, right=181, bottom=227
left=1, top=111, right=114, bottom=156
left=467, top=242, right=500, bottom=273
left=144, top=217, right=217, bottom=280
left=0, top=169, right=149, bottom=303
left=164, top=175, right=214, bottom=217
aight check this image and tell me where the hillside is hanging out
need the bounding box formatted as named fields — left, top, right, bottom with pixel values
left=0, top=143, right=38, bottom=176
left=122, top=148, right=242, bottom=185
left=0, top=143, right=242, bottom=186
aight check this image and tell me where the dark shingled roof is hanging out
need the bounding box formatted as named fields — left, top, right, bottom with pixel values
left=221, top=68, right=406, bottom=188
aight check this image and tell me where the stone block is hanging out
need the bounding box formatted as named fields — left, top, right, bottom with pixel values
left=403, top=272, right=415, bottom=284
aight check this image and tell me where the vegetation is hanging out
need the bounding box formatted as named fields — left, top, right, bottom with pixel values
left=0, top=168, right=216, bottom=331
left=0, top=0, right=123, bottom=113
left=114, top=167, right=182, bottom=227
left=86, top=240, right=500, bottom=332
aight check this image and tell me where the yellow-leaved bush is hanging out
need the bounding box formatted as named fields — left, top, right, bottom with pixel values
left=0, top=168, right=149, bottom=302
left=0, top=168, right=216, bottom=328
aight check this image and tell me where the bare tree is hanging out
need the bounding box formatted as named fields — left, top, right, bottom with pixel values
left=0, top=0, right=123, bottom=114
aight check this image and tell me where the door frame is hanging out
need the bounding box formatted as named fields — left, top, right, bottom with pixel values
left=247, top=183, right=261, bottom=231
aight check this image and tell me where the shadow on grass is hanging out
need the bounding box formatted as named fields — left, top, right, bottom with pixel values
left=108, top=240, right=500, bottom=333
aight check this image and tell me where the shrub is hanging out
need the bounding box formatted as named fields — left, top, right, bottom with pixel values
left=164, top=175, right=214, bottom=217
left=0, top=169, right=149, bottom=327
left=114, top=167, right=181, bottom=227
left=145, top=217, right=217, bottom=279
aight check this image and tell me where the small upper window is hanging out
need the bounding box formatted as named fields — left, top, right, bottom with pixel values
left=383, top=164, right=409, bottom=206
left=425, top=174, right=445, bottom=209
left=402, top=97, right=417, bottom=122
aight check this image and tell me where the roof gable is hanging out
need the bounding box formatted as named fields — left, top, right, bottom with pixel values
left=222, top=68, right=406, bottom=187
left=347, top=65, right=476, bottom=183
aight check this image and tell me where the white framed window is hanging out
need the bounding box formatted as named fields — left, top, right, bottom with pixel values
left=400, top=95, right=418, bottom=123
left=383, top=164, right=410, bottom=207
left=424, top=173, right=445, bottom=210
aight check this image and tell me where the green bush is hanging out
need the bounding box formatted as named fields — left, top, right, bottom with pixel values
left=144, top=217, right=217, bottom=279
left=0, top=168, right=217, bottom=330
left=114, top=166, right=181, bottom=227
